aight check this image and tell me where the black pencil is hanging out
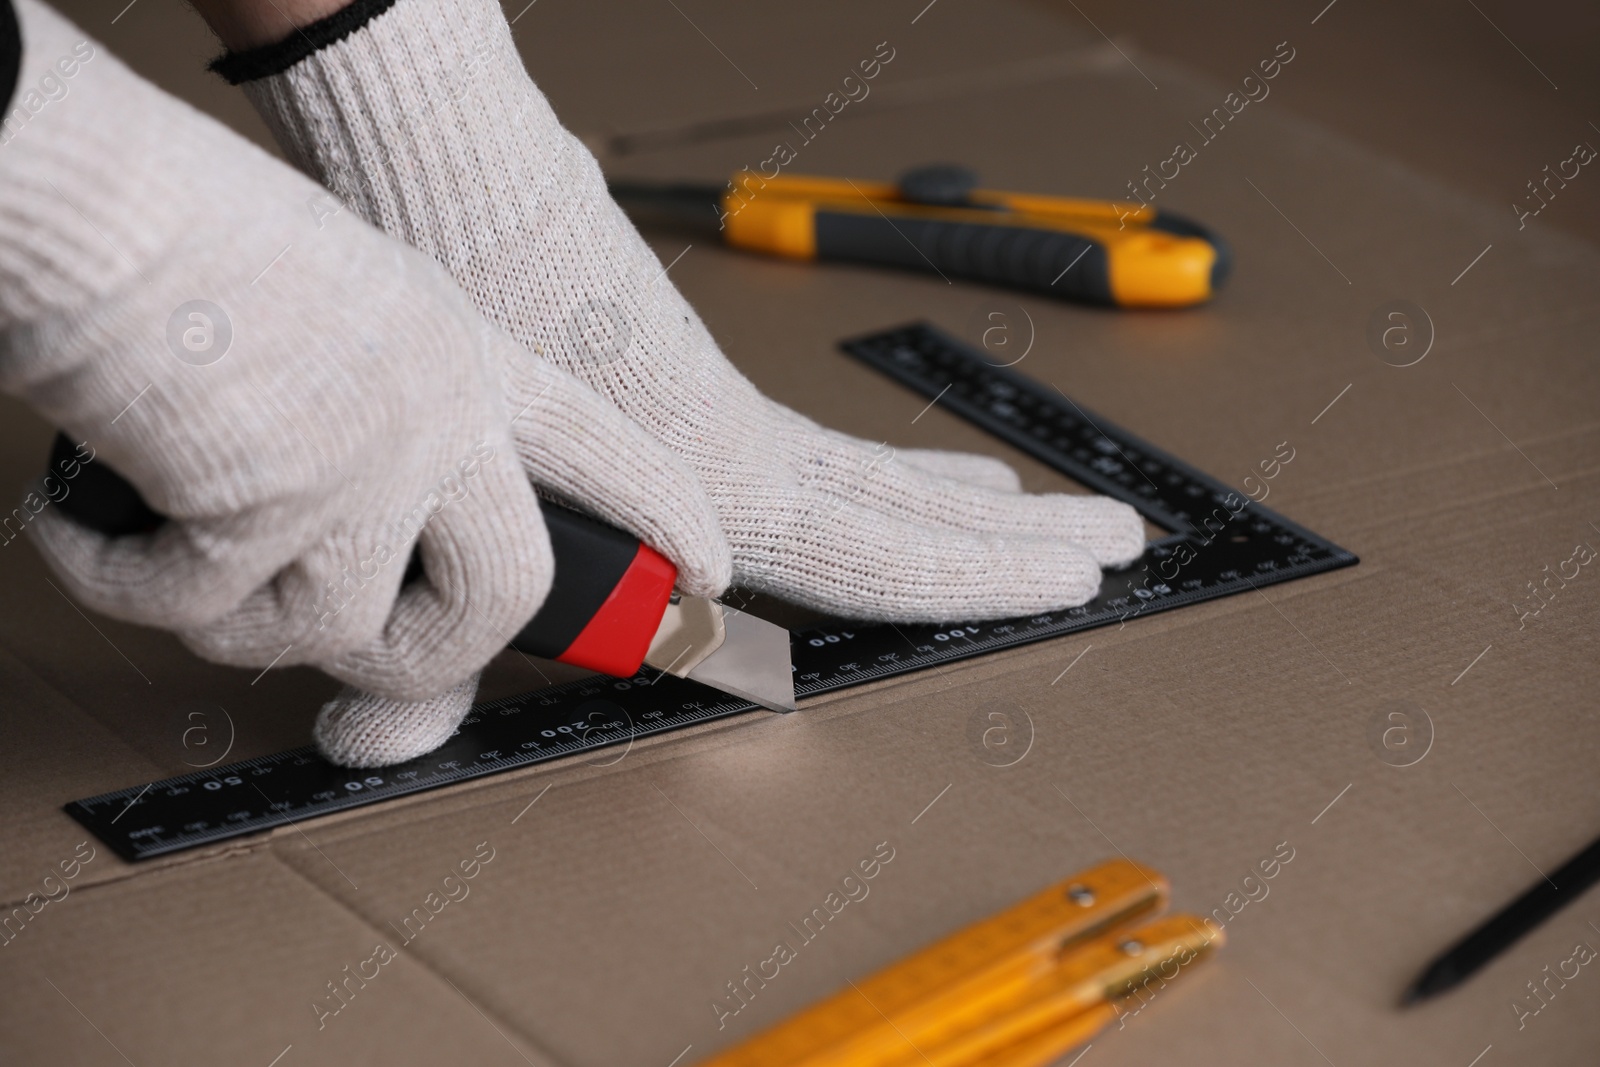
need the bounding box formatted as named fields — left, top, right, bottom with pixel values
left=1403, top=831, right=1600, bottom=1005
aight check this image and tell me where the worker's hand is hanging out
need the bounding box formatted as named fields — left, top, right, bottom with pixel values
left=0, top=0, right=730, bottom=706
left=312, top=438, right=1032, bottom=767
left=310, top=441, right=1031, bottom=768
left=226, top=0, right=1146, bottom=626
left=194, top=0, right=1143, bottom=767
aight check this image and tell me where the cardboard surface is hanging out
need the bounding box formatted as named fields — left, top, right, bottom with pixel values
left=4, top=1, right=1600, bottom=1065
left=1036, top=0, right=1600, bottom=250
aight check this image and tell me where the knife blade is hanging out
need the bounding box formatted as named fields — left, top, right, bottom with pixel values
left=507, top=495, right=796, bottom=711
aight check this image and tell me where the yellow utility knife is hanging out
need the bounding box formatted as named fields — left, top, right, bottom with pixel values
left=610, top=166, right=1230, bottom=308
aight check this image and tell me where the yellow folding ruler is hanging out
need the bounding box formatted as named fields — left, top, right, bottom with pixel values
left=701, top=859, right=1221, bottom=1067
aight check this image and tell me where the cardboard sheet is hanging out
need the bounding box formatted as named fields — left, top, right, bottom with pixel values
left=3, top=1, right=1598, bottom=1064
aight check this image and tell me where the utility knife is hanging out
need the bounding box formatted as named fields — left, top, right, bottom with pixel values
left=45, top=433, right=796, bottom=712
left=609, top=164, right=1231, bottom=308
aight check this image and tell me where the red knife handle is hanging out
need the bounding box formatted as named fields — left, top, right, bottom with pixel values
left=509, top=502, right=676, bottom=677
left=46, top=433, right=677, bottom=679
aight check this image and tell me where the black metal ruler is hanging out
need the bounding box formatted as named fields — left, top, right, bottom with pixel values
left=67, top=322, right=1356, bottom=861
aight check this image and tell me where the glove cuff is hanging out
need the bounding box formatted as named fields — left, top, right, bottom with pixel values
left=208, top=0, right=397, bottom=85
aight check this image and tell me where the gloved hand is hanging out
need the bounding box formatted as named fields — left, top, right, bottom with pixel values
left=0, top=0, right=730, bottom=714
left=309, top=439, right=1038, bottom=767
left=214, top=0, right=1146, bottom=765
left=229, top=0, right=1143, bottom=618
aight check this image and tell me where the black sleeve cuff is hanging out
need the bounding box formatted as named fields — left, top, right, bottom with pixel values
left=208, top=0, right=396, bottom=84
left=1, top=0, right=21, bottom=117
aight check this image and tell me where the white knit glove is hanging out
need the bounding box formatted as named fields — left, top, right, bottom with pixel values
left=218, top=0, right=1146, bottom=766
left=231, top=0, right=1146, bottom=622
left=0, top=0, right=730, bottom=707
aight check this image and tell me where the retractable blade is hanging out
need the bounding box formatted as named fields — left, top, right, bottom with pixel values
left=508, top=501, right=797, bottom=712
